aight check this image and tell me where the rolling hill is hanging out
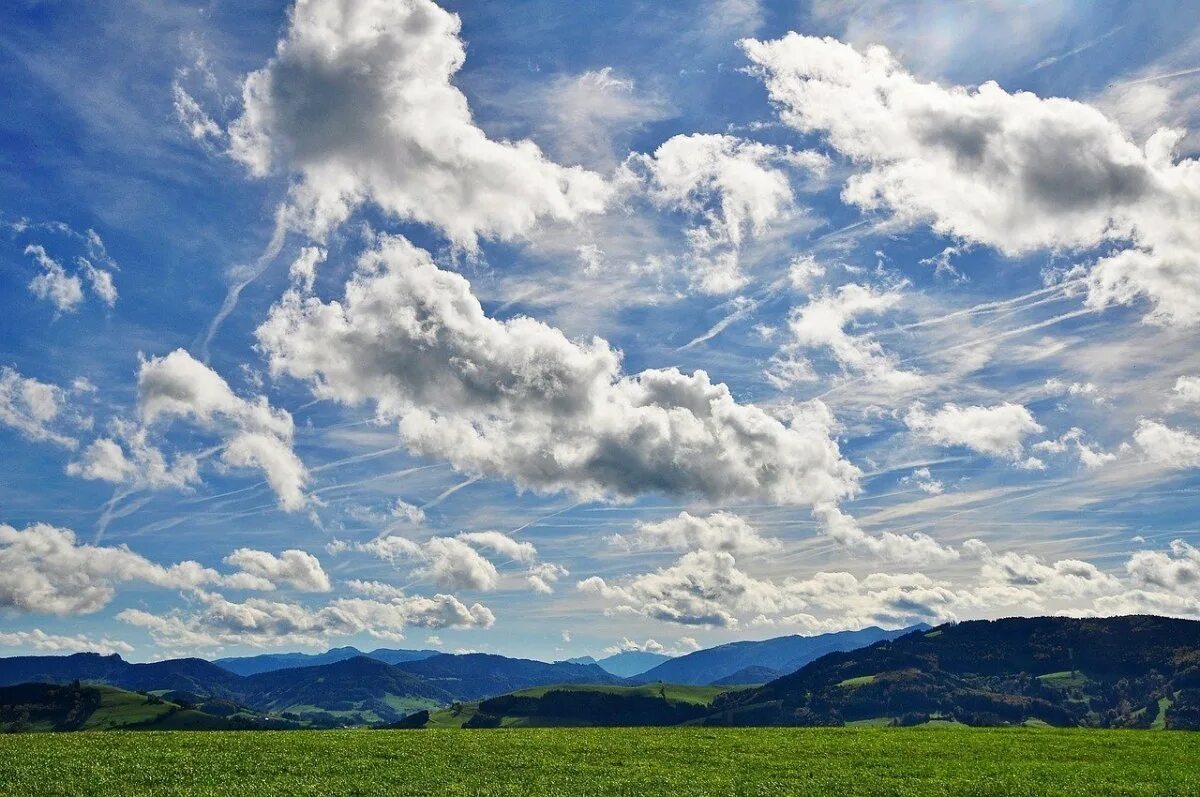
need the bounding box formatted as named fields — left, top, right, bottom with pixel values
left=0, top=653, right=242, bottom=697
left=705, top=615, right=1200, bottom=729
left=633, top=625, right=926, bottom=685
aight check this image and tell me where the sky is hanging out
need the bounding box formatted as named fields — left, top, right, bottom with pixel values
left=2, top=0, right=1200, bottom=663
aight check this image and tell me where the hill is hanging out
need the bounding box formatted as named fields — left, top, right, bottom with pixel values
left=424, top=683, right=741, bottom=728
left=238, top=656, right=451, bottom=725
left=634, top=625, right=925, bottom=685
left=0, top=683, right=299, bottom=731
left=706, top=615, right=1200, bottom=728
left=594, top=651, right=672, bottom=678
left=0, top=653, right=242, bottom=697
left=394, top=653, right=626, bottom=701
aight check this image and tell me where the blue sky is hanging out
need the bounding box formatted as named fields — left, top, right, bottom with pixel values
left=2, top=0, right=1200, bottom=662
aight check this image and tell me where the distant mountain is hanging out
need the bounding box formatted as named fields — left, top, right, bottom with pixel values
left=562, top=656, right=596, bottom=665
left=0, top=653, right=241, bottom=697
left=215, top=647, right=367, bottom=676
left=365, top=648, right=441, bottom=666
left=634, top=626, right=926, bottom=685
left=239, top=656, right=451, bottom=723
left=394, top=653, right=626, bottom=701
left=215, top=646, right=438, bottom=675
left=710, top=666, right=782, bottom=686
left=705, top=616, right=1200, bottom=729
left=594, top=651, right=672, bottom=678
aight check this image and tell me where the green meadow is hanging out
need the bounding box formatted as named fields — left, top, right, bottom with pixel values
left=2, top=726, right=1199, bottom=796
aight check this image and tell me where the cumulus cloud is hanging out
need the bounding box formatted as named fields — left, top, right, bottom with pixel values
left=228, top=0, right=609, bottom=245
left=579, top=550, right=797, bottom=627
left=813, top=503, right=958, bottom=564
left=622, top=133, right=823, bottom=293
left=258, top=235, right=859, bottom=506
left=333, top=535, right=499, bottom=591
left=527, top=562, right=569, bottom=595
left=222, top=548, right=331, bottom=593
left=1127, top=540, right=1200, bottom=593
left=0, top=522, right=294, bottom=616
left=71, top=350, right=308, bottom=510
left=1173, top=375, right=1200, bottom=406
left=767, top=283, right=923, bottom=392
left=608, top=511, right=779, bottom=556
left=1031, top=427, right=1116, bottom=469
left=906, top=402, right=1043, bottom=463
left=742, top=33, right=1200, bottom=326
left=118, top=588, right=494, bottom=649
left=0, top=629, right=133, bottom=656
left=603, top=637, right=700, bottom=657
left=1133, top=420, right=1200, bottom=468
left=0, top=366, right=78, bottom=448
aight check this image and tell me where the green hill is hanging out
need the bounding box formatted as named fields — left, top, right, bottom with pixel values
left=705, top=615, right=1200, bottom=729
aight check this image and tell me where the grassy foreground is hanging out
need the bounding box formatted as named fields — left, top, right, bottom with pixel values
left=2, top=726, right=1199, bottom=796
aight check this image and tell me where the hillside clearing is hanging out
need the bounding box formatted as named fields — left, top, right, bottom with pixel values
left=2, top=726, right=1199, bottom=796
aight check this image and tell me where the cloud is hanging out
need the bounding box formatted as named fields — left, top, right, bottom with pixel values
left=1133, top=420, right=1200, bottom=468
left=258, top=235, right=859, bottom=506
left=767, top=283, right=923, bottom=392
left=456, top=531, right=537, bottom=564
left=1173, top=375, right=1200, bottom=406
left=222, top=548, right=331, bottom=593
left=579, top=550, right=797, bottom=628
left=0, top=522, right=282, bottom=616
left=1126, top=539, right=1200, bottom=593
left=24, top=244, right=116, bottom=312
left=742, top=33, right=1200, bottom=326
left=0, top=629, right=133, bottom=656
left=813, top=503, right=958, bottom=564
left=609, top=511, right=779, bottom=556
left=118, top=588, right=494, bottom=649
left=622, top=133, right=823, bottom=293
left=969, top=540, right=1121, bottom=598
left=905, top=402, right=1043, bottom=462
left=602, top=637, right=700, bottom=657
left=1031, top=428, right=1116, bottom=470
left=334, top=535, right=499, bottom=591
left=0, top=366, right=78, bottom=448
left=25, top=244, right=83, bottom=313
left=228, top=0, right=609, bottom=245
left=527, top=562, right=569, bottom=595
left=71, top=350, right=308, bottom=510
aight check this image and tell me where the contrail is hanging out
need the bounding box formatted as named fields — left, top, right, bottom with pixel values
left=1109, top=65, right=1200, bottom=88
left=199, top=209, right=289, bottom=361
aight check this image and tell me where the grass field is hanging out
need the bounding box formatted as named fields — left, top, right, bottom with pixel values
left=2, top=726, right=1199, bottom=796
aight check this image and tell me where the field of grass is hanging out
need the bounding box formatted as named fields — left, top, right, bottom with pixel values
left=79, top=687, right=177, bottom=730
left=2, top=726, right=1200, bottom=796
left=509, top=683, right=735, bottom=705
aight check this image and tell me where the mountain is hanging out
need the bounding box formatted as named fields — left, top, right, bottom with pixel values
left=0, top=653, right=242, bottom=697
left=239, top=656, right=452, bottom=724
left=594, top=651, right=672, bottom=678
left=562, top=656, right=596, bottom=665
left=394, top=653, right=627, bottom=701
left=634, top=626, right=926, bottom=685
left=365, top=648, right=441, bottom=666
left=710, top=666, right=782, bottom=685
left=214, top=646, right=438, bottom=675
left=705, top=616, right=1200, bottom=729
left=214, top=647, right=368, bottom=676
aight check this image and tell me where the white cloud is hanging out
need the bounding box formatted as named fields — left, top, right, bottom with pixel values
left=609, top=511, right=779, bottom=556
left=0, top=522, right=281, bottom=616
left=900, top=466, right=943, bottom=495
left=742, top=33, right=1200, bottom=326
left=1133, top=420, right=1200, bottom=468
left=1031, top=428, right=1116, bottom=469
left=335, top=535, right=499, bottom=591
left=0, top=366, right=78, bottom=448
left=622, top=133, right=822, bottom=293
left=258, top=235, right=859, bottom=506
left=769, top=283, right=923, bottom=392
left=118, top=588, right=494, bottom=649
left=25, top=244, right=83, bottom=313
left=228, top=0, right=609, bottom=245
left=527, top=562, right=569, bottom=595
left=1127, top=539, right=1200, bottom=593
left=222, top=548, right=331, bottom=593
left=288, top=246, right=325, bottom=293
left=1173, top=375, right=1200, bottom=406
left=906, top=402, right=1043, bottom=461
left=71, top=350, right=309, bottom=510
left=456, top=531, right=537, bottom=564
left=602, top=637, right=700, bottom=657
left=0, top=629, right=133, bottom=656
left=813, top=503, right=958, bottom=564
